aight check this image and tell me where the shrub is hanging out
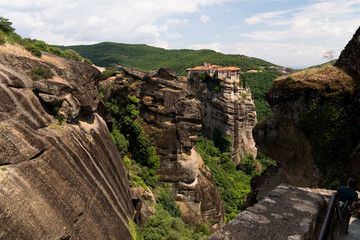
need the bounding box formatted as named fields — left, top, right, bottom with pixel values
left=49, top=46, right=63, bottom=56
left=156, top=191, right=181, bottom=218
left=57, top=115, right=64, bottom=125
left=34, top=40, right=49, bottom=51
left=62, top=49, right=82, bottom=61
left=0, top=35, right=5, bottom=45
left=102, top=67, right=117, bottom=79
left=141, top=209, right=194, bottom=240
left=0, top=17, right=15, bottom=33
left=299, top=101, right=357, bottom=181
left=238, top=155, right=256, bottom=175
left=25, top=44, right=42, bottom=57
left=28, top=66, right=54, bottom=81
left=213, top=129, right=231, bottom=153
left=195, top=224, right=210, bottom=236
left=110, top=128, right=128, bottom=157
left=197, top=135, right=251, bottom=222
left=256, top=151, right=276, bottom=172
left=84, top=58, right=93, bottom=65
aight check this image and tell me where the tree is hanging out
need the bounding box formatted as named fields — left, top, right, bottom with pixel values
left=0, top=16, right=15, bottom=33
left=323, top=50, right=335, bottom=61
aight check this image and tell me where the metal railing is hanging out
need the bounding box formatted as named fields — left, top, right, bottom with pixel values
left=318, top=192, right=349, bottom=240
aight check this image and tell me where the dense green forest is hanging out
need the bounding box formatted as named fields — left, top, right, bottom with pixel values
left=57, top=42, right=275, bottom=75
left=197, top=134, right=276, bottom=222
left=240, top=71, right=282, bottom=120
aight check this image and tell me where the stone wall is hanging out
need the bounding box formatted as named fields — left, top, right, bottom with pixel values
left=209, top=184, right=353, bottom=240
left=209, top=184, right=329, bottom=240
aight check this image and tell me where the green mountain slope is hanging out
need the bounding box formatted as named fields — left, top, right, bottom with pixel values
left=57, top=42, right=276, bottom=75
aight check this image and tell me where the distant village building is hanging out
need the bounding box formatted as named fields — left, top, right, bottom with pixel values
left=186, top=62, right=241, bottom=82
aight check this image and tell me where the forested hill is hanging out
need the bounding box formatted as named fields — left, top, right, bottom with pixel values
left=56, top=42, right=276, bottom=75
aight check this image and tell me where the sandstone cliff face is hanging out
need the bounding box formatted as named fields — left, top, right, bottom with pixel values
left=189, top=72, right=257, bottom=165
left=253, top=27, right=360, bottom=187
left=101, top=67, right=225, bottom=230
left=0, top=45, right=133, bottom=239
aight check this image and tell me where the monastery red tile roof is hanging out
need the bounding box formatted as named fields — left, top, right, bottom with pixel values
left=218, top=67, right=241, bottom=71
left=187, top=65, right=240, bottom=71
left=186, top=64, right=223, bottom=71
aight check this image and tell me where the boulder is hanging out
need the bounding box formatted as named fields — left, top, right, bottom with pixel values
left=135, top=200, right=156, bottom=227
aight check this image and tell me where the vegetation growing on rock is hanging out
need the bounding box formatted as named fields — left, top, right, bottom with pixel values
left=106, top=92, right=160, bottom=187
left=197, top=135, right=258, bottom=222
left=299, top=100, right=360, bottom=188
left=271, top=64, right=354, bottom=98
left=28, top=66, right=54, bottom=81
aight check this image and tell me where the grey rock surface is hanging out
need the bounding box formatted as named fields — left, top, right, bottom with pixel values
left=209, top=184, right=326, bottom=240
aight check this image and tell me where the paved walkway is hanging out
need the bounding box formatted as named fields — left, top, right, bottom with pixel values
left=340, top=217, right=360, bottom=240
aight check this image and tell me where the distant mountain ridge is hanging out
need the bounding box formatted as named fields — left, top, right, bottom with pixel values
left=56, top=42, right=276, bottom=75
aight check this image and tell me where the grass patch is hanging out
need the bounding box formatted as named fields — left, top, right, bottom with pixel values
left=28, top=66, right=54, bottom=81
left=273, top=64, right=354, bottom=96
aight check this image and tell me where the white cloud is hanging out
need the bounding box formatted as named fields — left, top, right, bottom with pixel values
left=241, top=0, right=360, bottom=42
left=188, top=41, right=341, bottom=68
left=200, top=14, right=210, bottom=23
left=245, top=10, right=291, bottom=25
left=0, top=0, right=232, bottom=45
left=189, top=42, right=222, bottom=52
left=166, top=32, right=183, bottom=39
left=152, top=40, right=169, bottom=49
left=166, top=18, right=189, bottom=24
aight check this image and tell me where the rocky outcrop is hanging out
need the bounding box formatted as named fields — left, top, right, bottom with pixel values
left=335, top=26, right=360, bottom=77
left=0, top=45, right=133, bottom=239
left=209, top=184, right=327, bottom=240
left=253, top=27, right=360, bottom=187
left=130, top=187, right=156, bottom=227
left=267, top=66, right=295, bottom=75
left=102, top=66, right=225, bottom=230
left=188, top=72, right=257, bottom=165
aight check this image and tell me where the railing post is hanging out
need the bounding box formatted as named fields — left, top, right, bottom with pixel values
left=318, top=192, right=338, bottom=240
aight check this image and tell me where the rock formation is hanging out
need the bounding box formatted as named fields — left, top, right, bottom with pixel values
left=253, top=27, right=360, bottom=187
left=0, top=45, right=133, bottom=239
left=129, top=187, right=156, bottom=227
left=101, top=67, right=225, bottom=230
left=335, top=26, right=360, bottom=77
left=188, top=71, right=257, bottom=165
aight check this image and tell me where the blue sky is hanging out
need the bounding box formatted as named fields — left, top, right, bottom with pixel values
left=1, top=0, right=359, bottom=68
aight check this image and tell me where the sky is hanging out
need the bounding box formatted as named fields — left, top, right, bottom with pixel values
left=1, top=0, right=360, bottom=68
